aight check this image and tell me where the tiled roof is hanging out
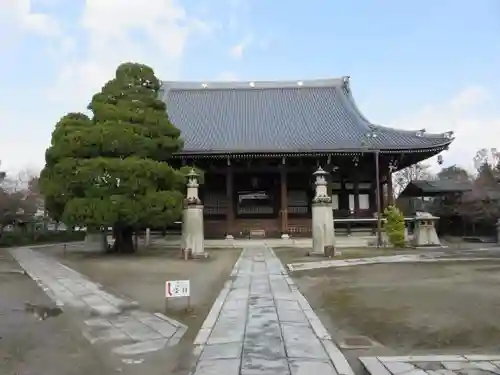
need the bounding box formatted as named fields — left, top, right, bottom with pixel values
left=160, top=77, right=454, bottom=155
left=399, top=179, right=473, bottom=197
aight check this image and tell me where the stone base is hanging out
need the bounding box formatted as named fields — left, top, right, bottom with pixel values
left=85, top=232, right=108, bottom=252
left=308, top=250, right=326, bottom=257
left=181, top=248, right=209, bottom=260
left=192, top=252, right=210, bottom=259
left=412, top=226, right=440, bottom=247
left=309, top=245, right=339, bottom=257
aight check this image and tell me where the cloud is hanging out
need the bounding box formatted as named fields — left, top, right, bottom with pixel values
left=229, top=35, right=252, bottom=59
left=0, top=109, right=48, bottom=174
left=48, top=0, right=214, bottom=108
left=1, top=0, right=218, bottom=174
left=1, top=0, right=60, bottom=37
left=389, top=86, right=500, bottom=172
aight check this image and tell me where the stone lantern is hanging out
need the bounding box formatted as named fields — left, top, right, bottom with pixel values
left=310, top=167, right=336, bottom=256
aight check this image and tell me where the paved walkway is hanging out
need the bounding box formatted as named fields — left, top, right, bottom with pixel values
left=360, top=355, right=500, bottom=375
left=287, top=247, right=500, bottom=272
left=9, top=247, right=187, bottom=362
left=191, top=246, right=354, bottom=375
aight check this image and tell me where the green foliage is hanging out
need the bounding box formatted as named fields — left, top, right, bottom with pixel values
left=383, top=205, right=406, bottom=248
left=39, top=62, right=190, bottom=251
left=0, top=231, right=85, bottom=248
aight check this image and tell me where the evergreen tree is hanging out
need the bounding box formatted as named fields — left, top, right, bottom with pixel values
left=383, top=205, right=406, bottom=248
left=40, top=63, right=187, bottom=253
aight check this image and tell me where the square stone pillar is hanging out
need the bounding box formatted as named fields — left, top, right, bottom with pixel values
left=310, top=167, right=336, bottom=256
left=182, top=169, right=206, bottom=258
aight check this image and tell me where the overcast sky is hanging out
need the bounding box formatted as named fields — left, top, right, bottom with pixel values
left=1, top=0, right=499, bottom=174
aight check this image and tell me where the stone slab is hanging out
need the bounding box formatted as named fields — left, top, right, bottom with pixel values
left=191, top=246, right=353, bottom=375
left=113, top=338, right=168, bottom=356
left=282, top=320, right=329, bottom=360
left=378, top=356, right=467, bottom=363
left=360, top=357, right=393, bottom=375
left=384, top=362, right=416, bottom=374
left=200, top=343, right=243, bottom=361
left=194, top=359, right=241, bottom=375
left=289, top=359, right=338, bottom=375
left=465, top=355, right=500, bottom=361
left=322, top=339, right=355, bottom=375
left=362, top=356, right=500, bottom=375
left=241, top=356, right=290, bottom=375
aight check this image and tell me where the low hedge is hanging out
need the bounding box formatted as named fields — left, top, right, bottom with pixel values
left=0, top=231, right=86, bottom=248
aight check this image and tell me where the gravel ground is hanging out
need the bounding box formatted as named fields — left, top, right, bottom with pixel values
left=276, top=246, right=500, bottom=375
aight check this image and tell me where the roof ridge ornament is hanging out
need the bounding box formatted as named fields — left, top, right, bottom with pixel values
left=416, top=129, right=426, bottom=137
left=366, top=125, right=378, bottom=139
left=442, top=131, right=454, bottom=139
left=342, top=76, right=351, bottom=92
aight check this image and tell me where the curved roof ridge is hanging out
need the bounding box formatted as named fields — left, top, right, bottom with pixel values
left=340, top=79, right=455, bottom=141
left=161, top=77, right=347, bottom=91
left=160, top=75, right=454, bottom=154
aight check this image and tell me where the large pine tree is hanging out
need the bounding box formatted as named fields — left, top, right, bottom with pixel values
left=40, top=63, right=186, bottom=253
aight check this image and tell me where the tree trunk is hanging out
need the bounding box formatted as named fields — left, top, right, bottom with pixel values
left=112, top=226, right=135, bottom=253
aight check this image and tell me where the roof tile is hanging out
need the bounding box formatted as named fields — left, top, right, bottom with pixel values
left=160, top=78, right=453, bottom=154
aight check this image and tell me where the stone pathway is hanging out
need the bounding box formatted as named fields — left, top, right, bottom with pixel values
left=191, top=246, right=354, bottom=375
left=9, top=247, right=187, bottom=362
left=360, top=355, right=500, bottom=375
left=287, top=250, right=500, bottom=272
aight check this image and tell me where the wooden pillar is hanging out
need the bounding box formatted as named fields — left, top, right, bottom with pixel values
left=387, top=172, right=394, bottom=207
left=379, top=181, right=385, bottom=211
left=280, top=160, right=288, bottom=237
left=225, top=160, right=234, bottom=239
left=353, top=175, right=360, bottom=216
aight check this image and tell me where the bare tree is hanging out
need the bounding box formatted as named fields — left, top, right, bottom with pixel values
left=0, top=168, right=42, bottom=232
left=473, top=148, right=500, bottom=172
left=458, top=154, right=500, bottom=227
left=392, top=162, right=435, bottom=197
left=437, top=165, right=471, bottom=181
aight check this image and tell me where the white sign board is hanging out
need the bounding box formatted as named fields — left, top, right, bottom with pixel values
left=165, top=280, right=190, bottom=298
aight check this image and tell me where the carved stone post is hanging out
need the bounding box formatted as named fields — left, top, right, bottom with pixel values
left=182, top=169, right=206, bottom=258
left=310, top=167, right=336, bottom=256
